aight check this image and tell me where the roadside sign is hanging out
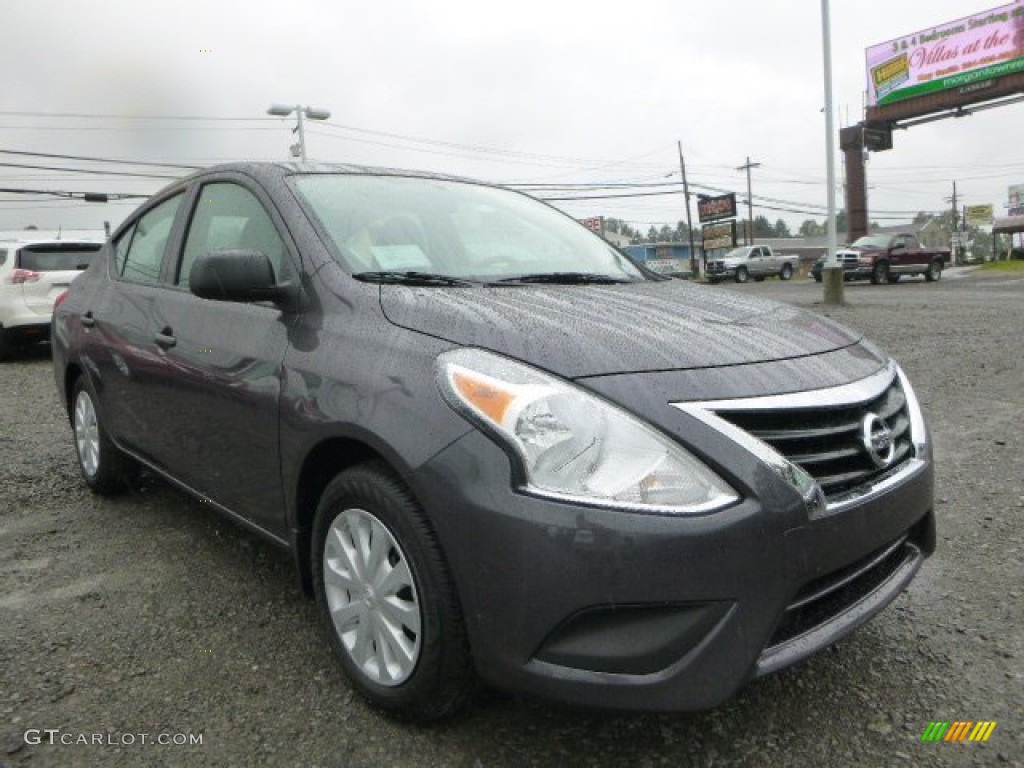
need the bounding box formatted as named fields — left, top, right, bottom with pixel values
left=965, top=204, right=993, bottom=226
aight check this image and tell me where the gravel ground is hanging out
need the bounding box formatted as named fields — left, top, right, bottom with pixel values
left=1, top=268, right=1021, bottom=768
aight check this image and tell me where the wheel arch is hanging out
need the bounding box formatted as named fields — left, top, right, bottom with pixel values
left=291, top=436, right=411, bottom=596
left=63, top=363, right=84, bottom=421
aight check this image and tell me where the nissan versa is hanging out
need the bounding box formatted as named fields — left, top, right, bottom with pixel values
left=52, top=162, right=935, bottom=720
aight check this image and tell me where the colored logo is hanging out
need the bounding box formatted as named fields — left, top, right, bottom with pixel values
left=921, top=721, right=997, bottom=742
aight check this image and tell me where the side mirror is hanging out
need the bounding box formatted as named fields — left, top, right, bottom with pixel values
left=190, top=249, right=297, bottom=306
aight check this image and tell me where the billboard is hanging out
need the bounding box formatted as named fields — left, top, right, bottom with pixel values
left=1010, top=184, right=1024, bottom=215
left=697, top=193, right=737, bottom=224
left=702, top=221, right=736, bottom=251
left=866, top=2, right=1024, bottom=107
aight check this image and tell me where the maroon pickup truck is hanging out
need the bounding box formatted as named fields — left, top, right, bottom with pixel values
left=848, top=233, right=950, bottom=284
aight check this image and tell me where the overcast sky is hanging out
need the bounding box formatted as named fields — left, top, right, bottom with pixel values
left=2, top=0, right=1021, bottom=234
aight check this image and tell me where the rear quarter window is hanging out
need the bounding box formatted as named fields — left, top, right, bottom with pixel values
left=17, top=244, right=101, bottom=271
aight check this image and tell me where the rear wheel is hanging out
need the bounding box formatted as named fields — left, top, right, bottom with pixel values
left=870, top=261, right=889, bottom=285
left=71, top=378, right=134, bottom=494
left=925, top=259, right=942, bottom=282
left=780, top=263, right=793, bottom=281
left=735, top=266, right=749, bottom=283
left=312, top=462, right=477, bottom=721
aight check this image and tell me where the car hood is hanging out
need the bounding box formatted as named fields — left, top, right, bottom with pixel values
left=379, top=280, right=862, bottom=379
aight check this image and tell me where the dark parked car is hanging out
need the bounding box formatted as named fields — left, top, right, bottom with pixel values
left=53, top=162, right=935, bottom=721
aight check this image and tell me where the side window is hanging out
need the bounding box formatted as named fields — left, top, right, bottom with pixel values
left=118, top=195, right=183, bottom=285
left=113, top=224, right=136, bottom=276
left=0, top=249, right=7, bottom=267
left=178, top=183, right=289, bottom=288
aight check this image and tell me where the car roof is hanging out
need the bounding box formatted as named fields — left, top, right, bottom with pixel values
left=180, top=160, right=493, bottom=188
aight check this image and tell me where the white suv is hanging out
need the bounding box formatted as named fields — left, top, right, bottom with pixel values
left=0, top=238, right=103, bottom=358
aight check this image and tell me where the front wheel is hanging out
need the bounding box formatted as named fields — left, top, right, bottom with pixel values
left=780, top=263, right=793, bottom=281
left=312, top=462, right=477, bottom=721
left=925, top=259, right=942, bottom=282
left=870, top=261, right=889, bottom=285
left=735, top=266, right=749, bottom=283
left=71, top=378, right=134, bottom=494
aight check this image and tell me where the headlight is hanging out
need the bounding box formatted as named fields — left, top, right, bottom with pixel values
left=436, top=348, right=739, bottom=515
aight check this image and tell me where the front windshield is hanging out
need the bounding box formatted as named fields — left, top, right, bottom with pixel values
left=293, top=175, right=646, bottom=282
left=723, top=247, right=748, bottom=259
left=850, top=235, right=890, bottom=249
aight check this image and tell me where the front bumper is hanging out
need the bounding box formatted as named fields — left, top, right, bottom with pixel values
left=705, top=266, right=737, bottom=279
left=413, top=425, right=934, bottom=712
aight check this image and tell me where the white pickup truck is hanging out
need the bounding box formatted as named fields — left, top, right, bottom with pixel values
left=705, top=245, right=799, bottom=284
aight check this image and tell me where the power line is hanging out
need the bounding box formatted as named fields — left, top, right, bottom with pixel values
left=0, top=162, right=182, bottom=180
left=0, top=187, right=147, bottom=200
left=0, top=149, right=202, bottom=170
left=0, top=110, right=274, bottom=122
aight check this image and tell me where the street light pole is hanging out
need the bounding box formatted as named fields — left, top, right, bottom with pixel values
left=821, top=0, right=844, bottom=305
left=267, top=104, right=332, bottom=161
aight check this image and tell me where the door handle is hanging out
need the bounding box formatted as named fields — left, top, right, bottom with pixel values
left=154, top=328, right=177, bottom=349
left=81, top=311, right=96, bottom=328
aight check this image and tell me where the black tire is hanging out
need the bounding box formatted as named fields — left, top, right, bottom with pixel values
left=870, top=261, right=889, bottom=285
left=925, top=259, right=942, bottom=282
left=312, top=462, right=477, bottom=721
left=813, top=274, right=822, bottom=283
left=735, top=266, right=749, bottom=284
left=780, top=263, right=793, bottom=281
left=70, top=377, right=134, bottom=494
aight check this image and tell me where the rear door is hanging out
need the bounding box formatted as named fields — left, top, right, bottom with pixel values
left=145, top=176, right=298, bottom=537
left=83, top=193, right=186, bottom=460
left=17, top=243, right=101, bottom=320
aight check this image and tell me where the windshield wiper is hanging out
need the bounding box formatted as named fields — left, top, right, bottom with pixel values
left=353, top=271, right=478, bottom=287
left=496, top=272, right=633, bottom=285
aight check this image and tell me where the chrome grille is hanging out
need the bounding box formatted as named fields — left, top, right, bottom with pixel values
left=711, top=373, right=913, bottom=498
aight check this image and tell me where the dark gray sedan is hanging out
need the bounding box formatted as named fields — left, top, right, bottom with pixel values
left=52, top=162, right=935, bottom=720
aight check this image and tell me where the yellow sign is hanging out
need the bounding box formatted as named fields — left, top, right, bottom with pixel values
left=964, top=204, right=993, bottom=226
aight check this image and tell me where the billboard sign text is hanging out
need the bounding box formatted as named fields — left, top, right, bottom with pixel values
left=697, top=193, right=737, bottom=224
left=702, top=221, right=736, bottom=251
left=866, top=2, right=1024, bottom=107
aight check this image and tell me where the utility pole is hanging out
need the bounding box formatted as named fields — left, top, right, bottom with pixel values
left=736, top=156, right=760, bottom=244
left=947, top=181, right=960, bottom=264
left=678, top=141, right=698, bottom=277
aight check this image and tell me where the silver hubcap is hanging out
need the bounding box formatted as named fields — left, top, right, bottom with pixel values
left=323, top=508, right=421, bottom=686
left=74, top=391, right=100, bottom=477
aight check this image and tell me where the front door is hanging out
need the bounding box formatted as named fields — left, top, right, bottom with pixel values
left=146, top=179, right=300, bottom=538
